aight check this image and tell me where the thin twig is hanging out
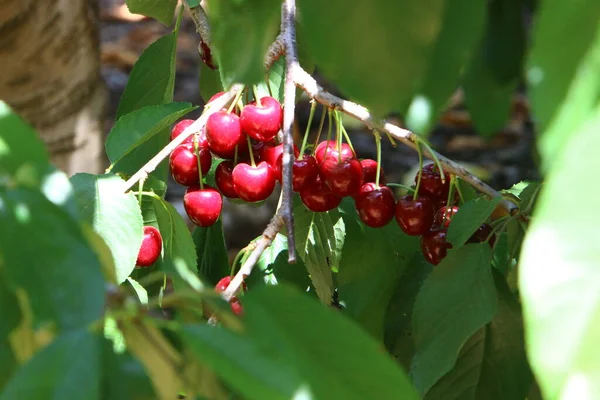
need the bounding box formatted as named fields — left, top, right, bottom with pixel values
left=184, top=2, right=211, bottom=45
left=280, top=0, right=298, bottom=263
left=122, top=85, right=244, bottom=193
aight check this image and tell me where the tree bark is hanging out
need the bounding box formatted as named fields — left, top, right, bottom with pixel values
left=0, top=0, right=107, bottom=175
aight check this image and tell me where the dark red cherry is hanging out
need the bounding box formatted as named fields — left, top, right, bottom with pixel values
left=292, top=155, right=319, bottom=192
left=240, top=96, right=283, bottom=142
left=395, top=194, right=435, bottom=236
left=136, top=226, right=162, bottom=267
left=232, top=161, right=276, bottom=202
left=169, top=143, right=212, bottom=186
left=421, top=229, right=453, bottom=265
left=319, top=157, right=363, bottom=197
left=434, top=206, right=459, bottom=228
left=467, top=223, right=496, bottom=247
left=415, top=163, right=451, bottom=201
left=215, top=160, right=238, bottom=199
left=206, top=111, right=245, bottom=158
left=261, top=143, right=299, bottom=182
left=360, top=159, right=386, bottom=185
left=299, top=176, right=342, bottom=212
left=183, top=185, right=223, bottom=227
left=315, top=140, right=354, bottom=164
left=354, top=183, right=396, bottom=228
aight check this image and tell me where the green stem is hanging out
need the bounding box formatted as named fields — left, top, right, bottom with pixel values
left=194, top=136, right=205, bottom=190
left=299, top=100, right=317, bottom=159
left=336, top=111, right=343, bottom=164
left=421, top=141, right=446, bottom=184
left=341, top=125, right=357, bottom=158
left=252, top=86, right=262, bottom=107
left=311, top=106, right=327, bottom=155
left=230, top=248, right=248, bottom=277
left=384, top=131, right=397, bottom=148
left=321, top=109, right=334, bottom=160
left=387, top=183, right=416, bottom=193
left=137, top=179, right=144, bottom=207
left=414, top=142, right=424, bottom=198
left=454, top=177, right=466, bottom=205
left=264, top=75, right=273, bottom=98
left=445, top=174, right=456, bottom=207
left=132, top=191, right=163, bottom=201
left=375, top=131, right=382, bottom=188
left=227, top=88, right=244, bottom=114
left=247, top=135, right=256, bottom=167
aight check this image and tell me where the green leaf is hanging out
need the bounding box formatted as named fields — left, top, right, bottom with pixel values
left=184, top=285, right=420, bottom=400
left=411, top=244, right=497, bottom=395
left=199, top=62, right=225, bottom=103
left=127, top=277, right=148, bottom=305
left=0, top=278, right=21, bottom=339
left=297, top=0, right=445, bottom=116
left=293, top=195, right=345, bottom=304
left=125, top=0, right=178, bottom=26
left=0, top=188, right=105, bottom=331
left=519, top=106, right=600, bottom=399
left=70, top=173, right=144, bottom=283
left=102, top=340, right=156, bottom=400
left=0, top=339, right=17, bottom=390
left=405, top=0, right=486, bottom=135
left=192, top=219, right=230, bottom=286
left=106, top=102, right=197, bottom=166
left=256, top=56, right=286, bottom=104
left=447, top=196, right=501, bottom=247
left=208, top=0, right=281, bottom=87
left=456, top=176, right=479, bottom=203
left=0, top=330, right=101, bottom=400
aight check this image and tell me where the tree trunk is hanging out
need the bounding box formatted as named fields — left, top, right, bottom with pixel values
left=0, top=0, right=107, bottom=175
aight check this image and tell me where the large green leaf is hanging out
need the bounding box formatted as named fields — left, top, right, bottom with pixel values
left=0, top=188, right=104, bottom=331
left=411, top=244, right=497, bottom=395
left=293, top=195, right=345, bottom=304
left=0, top=339, right=16, bottom=391
left=519, top=106, right=600, bottom=399
left=125, top=0, right=178, bottom=26
left=297, top=0, right=445, bottom=116
left=183, top=285, right=419, bottom=400
left=70, top=173, right=144, bottom=283
left=0, top=278, right=21, bottom=339
left=0, top=330, right=101, bottom=400
left=405, top=0, right=486, bottom=135
left=256, top=56, right=286, bottom=104
left=193, top=219, right=229, bottom=286
left=208, top=0, right=281, bottom=87
left=446, top=195, right=501, bottom=247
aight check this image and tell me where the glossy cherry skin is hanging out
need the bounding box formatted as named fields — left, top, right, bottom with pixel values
left=214, top=276, right=247, bottom=315
left=360, top=159, right=386, bottom=185
left=315, top=140, right=354, bottom=164
left=206, top=111, right=245, bottom=158
left=434, top=205, right=459, bottom=229
left=415, top=163, right=451, bottom=201
left=240, top=96, right=283, bottom=142
left=136, top=226, right=163, bottom=267
left=299, top=176, right=342, bottom=212
left=232, top=161, right=276, bottom=202
left=319, top=157, right=363, bottom=197
left=215, top=160, right=238, bottom=198
left=170, top=119, right=195, bottom=143
left=421, top=229, right=453, bottom=265
left=395, top=194, right=435, bottom=236
left=183, top=185, right=223, bottom=227
left=467, top=223, right=496, bottom=247
left=260, top=143, right=299, bottom=182
left=169, top=143, right=212, bottom=186
left=292, top=155, right=319, bottom=192
left=354, top=183, right=396, bottom=228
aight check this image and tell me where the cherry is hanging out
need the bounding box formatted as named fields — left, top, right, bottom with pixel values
left=319, top=157, right=363, bottom=197
left=207, top=91, right=225, bottom=105
left=360, top=159, right=386, bottom=185
left=421, top=229, right=453, bottom=265
left=169, top=143, right=212, bottom=186
left=434, top=205, right=459, bottom=228
left=354, top=183, right=396, bottom=228
left=415, top=163, right=450, bottom=201
left=232, top=161, right=276, bottom=202
left=136, top=226, right=162, bottom=267
left=215, top=160, right=238, bottom=199
left=183, top=185, right=222, bottom=227
left=240, top=96, right=283, bottom=142
left=293, top=155, right=319, bottom=192
left=214, top=276, right=247, bottom=316
left=299, top=176, right=342, bottom=212
left=260, top=143, right=299, bottom=182
left=467, top=223, right=496, bottom=247
left=229, top=298, right=244, bottom=315
left=395, top=194, right=435, bottom=236
left=315, top=140, right=354, bottom=164
left=206, top=111, right=245, bottom=158
left=170, top=119, right=195, bottom=143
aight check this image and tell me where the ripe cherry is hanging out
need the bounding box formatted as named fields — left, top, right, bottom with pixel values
left=170, top=119, right=195, bottom=143
left=215, top=161, right=238, bottom=199
left=360, top=159, right=386, bottom=185
left=315, top=140, right=354, bottom=164
left=136, top=226, right=162, bottom=267
left=421, top=229, right=453, bottom=265
left=299, top=176, right=342, bottom=212
left=434, top=205, right=459, bottom=228
left=260, top=143, right=299, bottom=182
left=240, top=96, right=283, bottom=142
left=395, top=195, right=435, bottom=236
left=214, top=276, right=247, bottom=316
left=355, top=183, right=396, bottom=228
left=206, top=111, right=245, bottom=158
left=184, top=185, right=222, bottom=227
left=292, top=155, right=319, bottom=192
left=467, top=223, right=496, bottom=247
left=319, top=157, right=363, bottom=197
left=169, top=143, right=212, bottom=186
left=415, top=163, right=450, bottom=201
left=232, top=161, right=276, bottom=202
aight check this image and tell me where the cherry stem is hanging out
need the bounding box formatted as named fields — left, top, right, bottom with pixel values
left=321, top=109, right=333, bottom=160
left=233, top=144, right=239, bottom=166
left=230, top=247, right=249, bottom=277
left=246, top=135, right=256, bottom=167
left=384, top=131, right=397, bottom=148
left=298, top=100, right=317, bottom=159
left=335, top=111, right=343, bottom=164
left=194, top=136, right=205, bottom=190
left=311, top=105, right=327, bottom=155
left=455, top=177, right=466, bottom=205
left=131, top=191, right=163, bottom=201
left=264, top=74, right=274, bottom=98
left=387, top=183, right=416, bottom=193
left=414, top=142, right=424, bottom=198
left=445, top=174, right=456, bottom=207
left=421, top=140, right=446, bottom=184
left=336, top=112, right=357, bottom=158
left=252, top=86, right=262, bottom=107
left=137, top=179, right=144, bottom=207
left=374, top=131, right=382, bottom=188
left=227, top=88, right=244, bottom=114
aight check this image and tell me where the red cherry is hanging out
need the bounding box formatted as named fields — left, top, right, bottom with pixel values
left=319, top=157, right=363, bottom=197
left=169, top=143, right=212, bottom=186
left=360, top=159, right=386, bottom=185
left=184, top=185, right=223, bottom=227
left=415, top=163, right=451, bottom=201
left=215, top=276, right=248, bottom=294
left=421, top=229, right=453, bottom=265
left=261, top=143, right=299, bottom=182
left=215, top=161, right=238, bottom=199
left=292, top=155, right=319, bottom=192
left=207, top=91, right=225, bottom=105
left=299, top=176, right=342, bottom=212
left=232, top=161, right=276, bottom=202
left=395, top=195, right=435, bottom=236
left=229, top=297, right=244, bottom=315
left=170, top=119, right=195, bottom=142
left=315, top=140, right=354, bottom=164
left=206, top=111, right=245, bottom=158
left=136, top=226, right=162, bottom=267
left=354, top=183, right=396, bottom=228
left=434, top=205, right=459, bottom=228
left=467, top=223, right=496, bottom=247
left=240, top=97, right=283, bottom=142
